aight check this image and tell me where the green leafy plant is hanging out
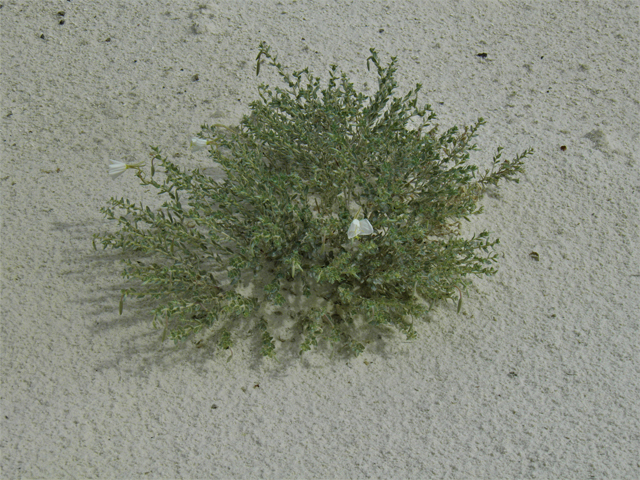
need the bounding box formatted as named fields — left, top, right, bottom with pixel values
left=95, top=43, right=533, bottom=359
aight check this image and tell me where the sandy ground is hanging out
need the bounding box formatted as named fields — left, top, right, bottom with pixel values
left=1, top=1, right=639, bottom=478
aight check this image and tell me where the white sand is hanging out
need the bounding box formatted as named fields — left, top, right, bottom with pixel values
left=1, top=1, right=639, bottom=478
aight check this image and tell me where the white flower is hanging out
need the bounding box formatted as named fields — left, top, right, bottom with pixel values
left=189, top=137, right=208, bottom=152
left=108, top=159, right=129, bottom=179
left=347, top=218, right=374, bottom=239
left=108, top=159, right=144, bottom=179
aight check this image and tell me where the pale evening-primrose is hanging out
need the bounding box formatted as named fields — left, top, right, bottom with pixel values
left=108, top=159, right=144, bottom=179
left=95, top=43, right=532, bottom=358
left=347, top=218, right=374, bottom=239
left=189, top=137, right=209, bottom=152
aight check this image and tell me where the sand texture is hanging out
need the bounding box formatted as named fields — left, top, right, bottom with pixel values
left=1, top=1, right=639, bottom=478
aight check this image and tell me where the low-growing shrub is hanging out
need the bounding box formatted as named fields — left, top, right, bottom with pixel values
left=95, top=43, right=532, bottom=359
